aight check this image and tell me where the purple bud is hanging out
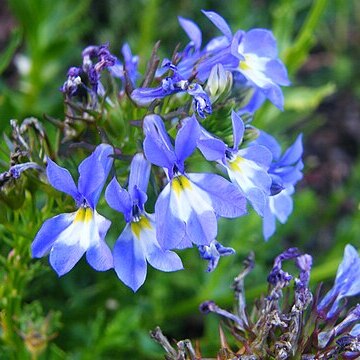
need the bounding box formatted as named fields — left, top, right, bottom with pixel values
left=296, top=254, right=312, bottom=288
left=60, top=67, right=82, bottom=97
left=67, top=66, right=81, bottom=77
left=268, top=248, right=301, bottom=286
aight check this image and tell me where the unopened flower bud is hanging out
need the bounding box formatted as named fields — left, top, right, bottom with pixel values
left=206, top=63, right=233, bottom=102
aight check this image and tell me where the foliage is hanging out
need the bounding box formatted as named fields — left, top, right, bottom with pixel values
left=0, top=1, right=359, bottom=359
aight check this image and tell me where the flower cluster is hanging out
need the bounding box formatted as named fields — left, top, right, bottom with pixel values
left=31, top=11, right=303, bottom=291
left=152, top=245, right=360, bottom=359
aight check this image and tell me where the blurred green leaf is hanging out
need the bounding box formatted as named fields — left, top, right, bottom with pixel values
left=284, top=83, right=336, bottom=112
left=284, top=0, right=327, bottom=74
left=0, top=28, right=22, bottom=75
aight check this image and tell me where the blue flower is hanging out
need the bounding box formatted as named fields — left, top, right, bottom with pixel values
left=198, top=240, right=235, bottom=272
left=197, top=111, right=272, bottom=216
left=317, top=244, right=360, bottom=319
left=131, top=63, right=212, bottom=118
left=105, top=153, right=183, bottom=292
left=254, top=131, right=303, bottom=240
left=198, top=11, right=290, bottom=110
left=31, top=144, right=114, bottom=276
left=318, top=304, right=360, bottom=348
left=143, top=114, right=246, bottom=250
left=131, top=69, right=188, bottom=106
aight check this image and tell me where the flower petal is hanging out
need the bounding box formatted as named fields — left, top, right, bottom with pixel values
left=178, top=16, right=202, bottom=50
left=202, top=10, right=232, bottom=41
left=186, top=209, right=217, bottom=246
left=128, top=153, right=151, bottom=196
left=188, top=173, right=247, bottom=218
left=140, top=215, right=183, bottom=271
left=175, top=115, right=201, bottom=165
left=105, top=177, right=132, bottom=221
left=231, top=111, right=245, bottom=150
left=86, top=212, right=113, bottom=271
left=237, top=145, right=273, bottom=168
left=131, top=86, right=172, bottom=106
left=254, top=130, right=282, bottom=160
left=197, top=137, right=226, bottom=162
left=270, top=188, right=294, bottom=223
left=49, top=241, right=86, bottom=276
left=230, top=30, right=245, bottom=60
left=46, top=157, right=80, bottom=201
left=318, top=245, right=360, bottom=318
left=280, top=134, right=303, bottom=165
left=113, top=224, right=147, bottom=292
left=86, top=240, right=113, bottom=271
left=246, top=187, right=267, bottom=216
left=169, top=175, right=217, bottom=246
left=197, top=126, right=226, bottom=161
left=263, top=200, right=276, bottom=241
left=265, top=59, right=290, bottom=86
left=262, top=83, right=284, bottom=110
left=78, top=146, right=112, bottom=208
left=243, top=29, right=278, bottom=58
left=155, top=183, right=187, bottom=249
left=143, top=115, right=176, bottom=170
left=32, top=213, right=74, bottom=258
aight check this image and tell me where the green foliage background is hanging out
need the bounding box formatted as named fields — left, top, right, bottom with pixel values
left=0, top=0, right=360, bottom=358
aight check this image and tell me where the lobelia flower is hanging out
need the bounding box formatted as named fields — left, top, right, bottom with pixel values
left=318, top=304, right=360, bottom=348
left=197, top=111, right=272, bottom=216
left=198, top=240, right=235, bottom=272
left=177, top=13, right=235, bottom=81
left=131, top=65, right=188, bottom=105
left=197, top=10, right=290, bottom=110
left=143, top=114, right=246, bottom=250
left=131, top=62, right=212, bottom=118
left=31, top=144, right=114, bottom=276
left=317, top=244, right=360, bottom=319
left=105, top=153, right=183, bottom=292
left=253, top=130, right=303, bottom=240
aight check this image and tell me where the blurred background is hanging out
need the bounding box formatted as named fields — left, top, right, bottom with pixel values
left=0, top=0, right=360, bottom=358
